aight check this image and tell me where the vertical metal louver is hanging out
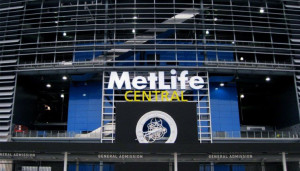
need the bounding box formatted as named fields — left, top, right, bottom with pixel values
left=285, top=1, right=300, bottom=115
left=0, top=73, right=16, bottom=142
left=0, top=0, right=21, bottom=141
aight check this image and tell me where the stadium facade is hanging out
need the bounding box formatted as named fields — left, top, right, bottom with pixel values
left=0, top=0, right=300, bottom=170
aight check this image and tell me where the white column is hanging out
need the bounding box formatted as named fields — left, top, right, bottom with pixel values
left=99, top=161, right=103, bottom=171
left=0, top=160, right=13, bottom=171
left=169, top=162, right=172, bottom=171
left=261, top=161, right=265, bottom=171
left=282, top=152, right=287, bottom=171
left=63, top=152, right=68, bottom=171
left=210, top=162, right=214, bottom=171
left=76, top=160, right=79, bottom=171
left=174, top=153, right=178, bottom=171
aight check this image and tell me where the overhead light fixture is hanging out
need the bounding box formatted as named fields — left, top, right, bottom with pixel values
left=63, top=32, right=67, bottom=36
left=265, top=76, right=271, bottom=82
left=46, top=84, right=51, bottom=88
left=45, top=105, right=51, bottom=111
left=240, top=94, right=245, bottom=99
left=205, top=30, right=209, bottom=35
left=232, top=41, right=235, bottom=44
left=132, top=29, right=136, bottom=33
left=83, top=93, right=87, bottom=97
left=55, top=21, right=58, bottom=24
left=172, top=14, right=194, bottom=19
left=214, top=17, right=218, bottom=21
left=62, top=76, right=67, bottom=80
left=259, top=8, right=265, bottom=13
left=215, top=88, right=218, bottom=90
left=61, top=94, right=64, bottom=98
left=220, top=83, right=224, bottom=87
left=240, top=57, right=244, bottom=61
left=133, top=16, right=137, bottom=19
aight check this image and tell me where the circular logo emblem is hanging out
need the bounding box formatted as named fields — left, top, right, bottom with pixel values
left=136, top=110, right=177, bottom=143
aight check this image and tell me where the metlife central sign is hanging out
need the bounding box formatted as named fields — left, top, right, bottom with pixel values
left=107, top=69, right=205, bottom=102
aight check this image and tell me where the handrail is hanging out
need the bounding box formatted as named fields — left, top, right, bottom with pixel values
left=13, top=130, right=300, bottom=140
left=212, top=131, right=300, bottom=139
left=13, top=130, right=101, bottom=138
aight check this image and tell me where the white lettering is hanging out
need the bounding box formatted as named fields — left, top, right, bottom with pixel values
left=132, top=76, right=147, bottom=90
left=189, top=76, right=204, bottom=89
left=170, top=69, right=177, bottom=89
left=158, top=72, right=171, bottom=89
left=178, top=70, right=189, bottom=89
left=107, top=71, right=131, bottom=89
left=147, top=73, right=157, bottom=89
left=107, top=70, right=205, bottom=90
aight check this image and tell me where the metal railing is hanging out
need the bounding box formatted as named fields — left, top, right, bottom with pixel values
left=13, top=130, right=101, bottom=139
left=213, top=131, right=300, bottom=139
left=12, top=130, right=300, bottom=141
left=8, top=59, right=294, bottom=73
